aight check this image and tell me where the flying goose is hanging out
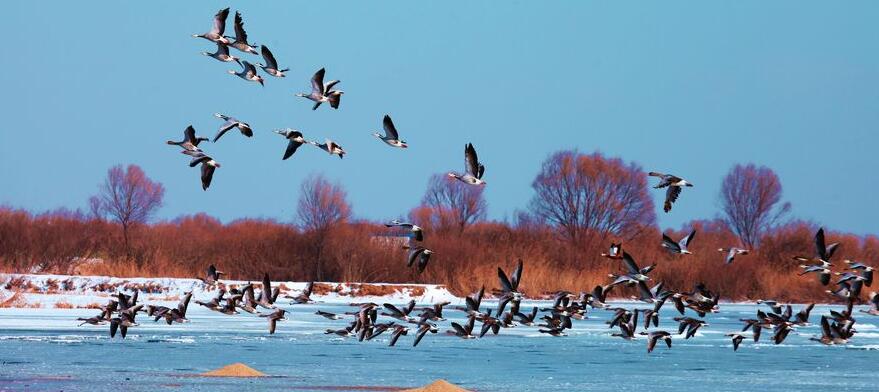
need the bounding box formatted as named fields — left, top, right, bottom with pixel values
left=642, top=331, right=672, bottom=353
left=186, top=152, right=220, bottom=190
left=756, top=299, right=783, bottom=314
left=287, top=282, right=314, bottom=304
left=792, top=228, right=839, bottom=265
left=316, top=310, right=343, bottom=320
left=662, top=230, right=696, bottom=255
left=256, top=273, right=280, bottom=309
left=496, top=260, right=524, bottom=316
left=258, top=45, right=288, bottom=77
left=674, top=317, right=708, bottom=339
left=381, top=300, right=418, bottom=322
left=308, top=139, right=346, bottom=159
left=373, top=115, right=408, bottom=148
left=388, top=324, right=410, bottom=347
left=213, top=113, right=254, bottom=142
left=199, top=264, right=224, bottom=285
left=227, top=11, right=259, bottom=54
left=514, top=306, right=539, bottom=326
left=201, top=42, right=241, bottom=65
left=385, top=220, right=424, bottom=241
left=727, top=333, right=744, bottom=351
left=167, top=125, right=209, bottom=152
left=273, top=129, right=306, bottom=160
left=648, top=172, right=692, bottom=213
left=77, top=313, right=108, bottom=326
left=228, top=60, right=264, bottom=86
left=860, top=292, right=879, bottom=316
left=845, top=260, right=874, bottom=287
left=296, top=68, right=344, bottom=110
left=192, top=8, right=230, bottom=45
left=413, top=322, right=437, bottom=347
left=798, top=264, right=831, bottom=286
left=417, top=301, right=450, bottom=322
left=601, top=243, right=623, bottom=259
left=810, top=316, right=846, bottom=345
left=406, top=246, right=434, bottom=274
left=448, top=143, right=486, bottom=185
left=260, top=309, right=287, bottom=334
left=195, top=289, right=226, bottom=312
left=718, top=247, right=749, bottom=264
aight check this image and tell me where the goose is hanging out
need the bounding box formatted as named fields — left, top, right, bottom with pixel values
left=674, top=317, right=708, bottom=339
left=228, top=60, right=264, bottom=86
left=496, top=259, right=524, bottom=315
left=186, top=152, right=220, bottom=190
left=260, top=309, right=287, bottom=334
left=792, top=228, right=839, bottom=265
left=417, top=301, right=450, bottom=322
left=226, top=11, right=259, bottom=54
left=167, top=125, right=210, bottom=152
left=258, top=45, right=288, bottom=77
left=727, top=333, right=744, bottom=351
left=373, top=115, right=408, bottom=148
left=316, top=310, right=343, bottom=320
left=325, top=324, right=356, bottom=337
left=196, top=289, right=226, bottom=312
left=309, top=139, right=346, bottom=159
left=213, top=113, right=253, bottom=142
left=201, top=42, right=241, bottom=65
left=296, top=68, right=344, bottom=110
left=860, top=292, right=879, bottom=316
left=600, top=243, right=623, bottom=259
left=756, top=299, right=784, bottom=314
left=845, top=260, right=874, bottom=287
left=407, top=246, right=434, bottom=274
left=77, top=313, right=108, bottom=326
left=256, top=273, right=280, bottom=309
left=810, top=316, right=845, bottom=345
left=162, top=292, right=193, bottom=324
left=199, top=264, right=224, bottom=285
left=109, top=305, right=142, bottom=339
left=381, top=300, right=417, bottom=322
left=413, top=322, right=437, bottom=347
left=642, top=331, right=672, bottom=353
left=514, top=306, right=539, bottom=326
left=385, top=220, right=424, bottom=241
left=798, top=264, right=831, bottom=286
left=192, top=8, right=230, bottom=45
left=835, top=272, right=867, bottom=286
left=662, top=230, right=696, bottom=255
left=272, top=129, right=306, bottom=160
left=648, top=172, right=692, bottom=213
left=718, top=247, right=749, bottom=264
left=287, top=282, right=314, bottom=304
left=145, top=305, right=171, bottom=321
left=458, top=286, right=486, bottom=317
left=793, top=304, right=815, bottom=325
left=236, top=284, right=258, bottom=314
left=612, top=310, right=639, bottom=340
left=587, top=285, right=611, bottom=309
left=539, top=326, right=567, bottom=337
left=740, top=319, right=764, bottom=342
left=772, top=323, right=794, bottom=344
left=388, top=324, right=410, bottom=347
left=448, top=143, right=486, bottom=185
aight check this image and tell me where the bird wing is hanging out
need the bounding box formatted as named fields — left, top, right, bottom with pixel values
left=661, top=234, right=680, bottom=252
left=680, top=230, right=696, bottom=249
left=407, top=247, right=424, bottom=267
left=511, top=259, right=523, bottom=290
left=464, top=143, right=480, bottom=176
left=664, top=186, right=682, bottom=213
left=233, top=11, right=249, bottom=43
left=497, top=268, right=513, bottom=292
left=621, top=252, right=641, bottom=275
left=382, top=115, right=399, bottom=139
left=212, top=8, right=230, bottom=35
left=184, top=125, right=197, bottom=143
left=417, top=251, right=431, bottom=274
left=200, top=164, right=215, bottom=191
left=283, top=140, right=303, bottom=160
left=260, top=45, right=278, bottom=69
left=189, top=154, right=210, bottom=167
left=243, top=61, right=257, bottom=76
left=214, top=121, right=236, bottom=142
left=413, top=326, right=429, bottom=347
left=312, top=68, right=326, bottom=95
left=815, top=228, right=828, bottom=260
left=324, top=80, right=340, bottom=92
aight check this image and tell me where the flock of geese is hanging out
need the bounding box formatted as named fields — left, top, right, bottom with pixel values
left=84, top=7, right=879, bottom=351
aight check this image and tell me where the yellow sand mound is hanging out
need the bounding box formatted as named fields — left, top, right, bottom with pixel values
left=200, top=363, right=266, bottom=377
left=403, top=379, right=471, bottom=392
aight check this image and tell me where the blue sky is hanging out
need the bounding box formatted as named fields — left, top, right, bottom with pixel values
left=1, top=1, right=877, bottom=234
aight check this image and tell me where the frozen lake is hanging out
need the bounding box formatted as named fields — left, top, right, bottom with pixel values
left=0, top=302, right=876, bottom=391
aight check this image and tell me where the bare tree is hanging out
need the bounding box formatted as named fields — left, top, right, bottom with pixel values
left=529, top=150, right=655, bottom=244
left=90, top=164, right=164, bottom=256
left=296, top=174, right=351, bottom=280
left=418, top=173, right=487, bottom=232
left=720, top=163, right=790, bottom=248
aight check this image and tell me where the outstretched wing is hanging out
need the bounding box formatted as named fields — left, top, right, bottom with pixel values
left=621, top=252, right=641, bottom=274
left=184, top=125, right=197, bottom=143
left=680, top=230, right=696, bottom=248
left=201, top=164, right=215, bottom=191
left=664, top=186, right=682, bottom=213
left=383, top=115, right=399, bottom=140
left=233, top=11, right=249, bottom=43
left=497, top=268, right=513, bottom=292
left=212, top=8, right=230, bottom=36
left=464, top=143, right=480, bottom=176
left=260, top=45, right=278, bottom=69
left=283, top=140, right=303, bottom=160
left=311, top=68, right=326, bottom=95
left=510, top=259, right=523, bottom=290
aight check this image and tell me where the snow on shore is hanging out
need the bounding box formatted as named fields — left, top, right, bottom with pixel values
left=0, top=273, right=461, bottom=309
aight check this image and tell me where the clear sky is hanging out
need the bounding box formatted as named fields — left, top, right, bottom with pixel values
left=1, top=1, right=877, bottom=234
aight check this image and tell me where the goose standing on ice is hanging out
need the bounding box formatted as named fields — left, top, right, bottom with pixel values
left=186, top=152, right=220, bottom=190
left=227, top=11, right=259, bottom=55
left=201, top=42, right=241, bottom=65
left=228, top=61, right=264, bottom=86
left=273, top=129, right=306, bottom=160
left=373, top=115, right=408, bottom=148
left=309, top=139, right=346, bottom=159
left=296, top=68, right=343, bottom=110
left=718, top=247, right=749, bottom=264
left=258, top=45, right=288, bottom=77
left=167, top=125, right=209, bottom=152
left=448, top=143, right=486, bottom=186
left=662, top=230, right=696, bottom=255
left=192, top=8, right=230, bottom=45
left=648, top=172, right=692, bottom=213
left=213, top=113, right=253, bottom=142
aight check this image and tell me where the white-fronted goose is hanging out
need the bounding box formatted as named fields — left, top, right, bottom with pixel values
left=213, top=113, right=253, bottom=142
left=167, top=125, right=209, bottom=152
left=227, top=11, right=259, bottom=55
left=308, top=139, right=346, bottom=159
left=258, top=45, right=288, bottom=77
left=186, top=152, right=220, bottom=190
left=296, top=68, right=344, bottom=110
left=273, top=129, right=306, bottom=160
left=641, top=331, right=672, bottom=353
left=448, top=143, right=486, bottom=185
left=648, top=172, right=692, bottom=213
left=192, top=8, right=230, bottom=45
left=407, top=246, right=433, bottom=274
left=201, top=42, right=241, bottom=65
left=228, top=60, right=264, bottom=86
left=373, top=115, right=408, bottom=148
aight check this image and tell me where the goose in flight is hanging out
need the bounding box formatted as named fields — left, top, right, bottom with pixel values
left=201, top=42, right=241, bottom=65
left=167, top=125, right=209, bottom=152
left=273, top=129, right=306, bottom=160
left=381, top=301, right=418, bottom=323
left=256, top=273, right=280, bottom=309
left=413, top=322, right=437, bottom=347
left=798, top=264, right=832, bottom=286
left=860, top=292, right=879, bottom=316
left=227, top=11, right=259, bottom=55
left=448, top=316, right=477, bottom=339
left=448, top=143, right=486, bottom=185
left=601, top=243, right=623, bottom=259
left=258, top=45, right=288, bottom=77
left=727, top=333, right=744, bottom=351
left=229, top=60, right=264, bottom=86
left=385, top=220, right=424, bottom=241
left=309, top=139, right=346, bottom=159
left=186, top=152, right=220, bottom=190
left=77, top=313, right=108, bottom=326
left=792, top=228, right=839, bottom=265
left=648, top=172, right=692, bottom=213
left=261, top=309, right=287, bottom=334
left=316, top=310, right=343, bottom=320
left=662, top=230, right=696, bottom=255
left=496, top=260, right=524, bottom=316
left=193, top=8, right=230, bottom=45
left=213, top=113, right=253, bottom=142
left=296, top=68, right=343, bottom=110
left=642, top=330, right=672, bottom=353
left=407, top=246, right=434, bottom=274
left=199, top=264, right=224, bottom=285
left=287, top=282, right=314, bottom=304
left=373, top=115, right=408, bottom=148
left=718, top=247, right=749, bottom=264
left=845, top=260, right=874, bottom=287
